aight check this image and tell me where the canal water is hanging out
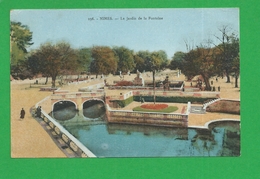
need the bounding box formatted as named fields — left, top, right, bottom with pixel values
left=52, top=103, right=240, bottom=157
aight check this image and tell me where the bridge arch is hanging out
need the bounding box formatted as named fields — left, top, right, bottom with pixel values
left=81, top=98, right=106, bottom=110
left=82, top=98, right=106, bottom=119
left=52, top=100, right=78, bottom=112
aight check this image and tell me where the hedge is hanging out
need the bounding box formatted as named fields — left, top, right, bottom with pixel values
left=113, top=96, right=134, bottom=108
left=134, top=96, right=216, bottom=104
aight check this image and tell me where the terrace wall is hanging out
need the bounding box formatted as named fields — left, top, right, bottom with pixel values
left=107, top=110, right=188, bottom=127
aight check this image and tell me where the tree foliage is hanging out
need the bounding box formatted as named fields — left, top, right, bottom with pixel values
left=75, top=48, right=92, bottom=74
left=169, top=27, right=240, bottom=90
left=170, top=51, right=185, bottom=70
left=90, top=46, right=118, bottom=76
left=176, top=45, right=219, bottom=90
left=157, top=50, right=169, bottom=69
left=133, top=54, right=145, bottom=73
left=214, top=26, right=240, bottom=83
left=113, top=46, right=135, bottom=73
left=10, top=21, right=34, bottom=53
left=10, top=21, right=34, bottom=79
left=135, top=50, right=166, bottom=72
left=27, top=42, right=77, bottom=87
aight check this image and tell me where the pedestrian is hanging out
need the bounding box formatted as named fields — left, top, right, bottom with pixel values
left=20, top=108, right=25, bottom=120
left=37, top=106, right=42, bottom=118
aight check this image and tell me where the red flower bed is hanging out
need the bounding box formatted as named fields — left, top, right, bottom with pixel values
left=140, top=104, right=168, bottom=110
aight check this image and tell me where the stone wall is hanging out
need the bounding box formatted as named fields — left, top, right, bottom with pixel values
left=107, top=110, right=188, bottom=127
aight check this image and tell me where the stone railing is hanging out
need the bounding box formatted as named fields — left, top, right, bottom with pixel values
left=51, top=92, right=105, bottom=99
left=132, top=90, right=220, bottom=98
left=202, top=98, right=221, bottom=110
left=108, top=85, right=181, bottom=91
left=35, top=97, right=96, bottom=158
left=105, top=91, right=133, bottom=101
left=107, top=109, right=188, bottom=127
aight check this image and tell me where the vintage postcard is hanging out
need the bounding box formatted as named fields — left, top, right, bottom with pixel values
left=10, top=8, right=240, bottom=158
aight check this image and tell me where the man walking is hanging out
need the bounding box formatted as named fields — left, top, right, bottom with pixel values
left=20, top=108, right=25, bottom=120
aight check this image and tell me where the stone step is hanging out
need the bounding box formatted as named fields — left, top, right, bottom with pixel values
left=190, top=106, right=206, bottom=114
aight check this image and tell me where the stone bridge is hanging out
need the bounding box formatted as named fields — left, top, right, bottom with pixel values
left=50, top=92, right=106, bottom=111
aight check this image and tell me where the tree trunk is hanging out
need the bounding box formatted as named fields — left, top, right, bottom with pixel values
left=203, top=78, right=211, bottom=91
left=201, top=74, right=211, bottom=91
left=225, top=68, right=231, bottom=83
left=153, top=70, right=156, bottom=104
left=51, top=76, right=56, bottom=88
left=235, top=75, right=239, bottom=88
left=60, top=75, right=63, bottom=84
left=45, top=76, right=49, bottom=85
left=226, top=75, right=231, bottom=83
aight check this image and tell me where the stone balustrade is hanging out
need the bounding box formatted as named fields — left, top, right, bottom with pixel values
left=107, top=110, right=188, bottom=127
left=36, top=105, right=96, bottom=157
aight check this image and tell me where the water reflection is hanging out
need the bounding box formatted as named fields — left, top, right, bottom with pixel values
left=83, top=100, right=106, bottom=118
left=106, top=124, right=188, bottom=140
left=62, top=120, right=240, bottom=157
left=52, top=101, right=77, bottom=120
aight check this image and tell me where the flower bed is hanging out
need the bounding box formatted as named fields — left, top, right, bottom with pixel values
left=140, top=104, right=168, bottom=110
left=133, top=104, right=178, bottom=113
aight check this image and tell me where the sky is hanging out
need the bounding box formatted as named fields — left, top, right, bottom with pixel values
left=10, top=8, right=239, bottom=58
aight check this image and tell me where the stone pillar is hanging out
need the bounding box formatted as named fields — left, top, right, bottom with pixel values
left=76, top=93, right=82, bottom=110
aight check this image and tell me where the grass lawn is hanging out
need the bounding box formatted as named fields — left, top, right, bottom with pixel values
left=133, top=106, right=178, bottom=113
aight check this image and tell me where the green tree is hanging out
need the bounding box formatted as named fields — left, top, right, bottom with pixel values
left=157, top=50, right=169, bottom=70
left=10, top=43, right=27, bottom=78
left=27, top=50, right=43, bottom=77
left=232, top=55, right=240, bottom=88
left=10, top=21, right=33, bottom=53
left=10, top=21, right=33, bottom=79
left=90, top=46, right=117, bottom=77
left=28, top=42, right=77, bottom=87
left=133, top=54, right=145, bottom=73
left=135, top=51, right=151, bottom=72
left=136, top=50, right=164, bottom=103
left=170, top=51, right=185, bottom=71
left=72, top=48, right=92, bottom=80
left=214, top=26, right=239, bottom=83
left=182, top=46, right=217, bottom=90
left=76, top=48, right=92, bottom=72
left=113, top=46, right=135, bottom=73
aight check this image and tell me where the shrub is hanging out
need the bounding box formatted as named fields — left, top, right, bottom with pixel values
left=134, top=96, right=216, bottom=104
left=113, top=96, right=134, bottom=108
